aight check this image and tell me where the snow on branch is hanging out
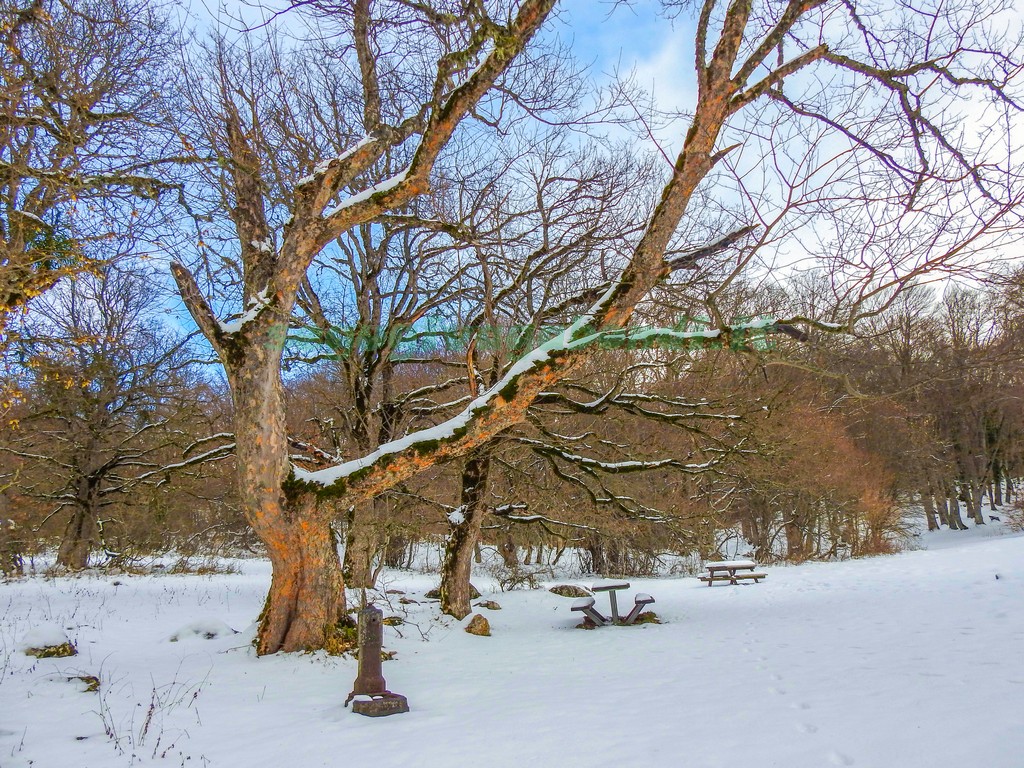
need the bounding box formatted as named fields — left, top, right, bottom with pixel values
left=562, top=317, right=799, bottom=354
left=489, top=504, right=600, bottom=534
left=321, top=169, right=409, bottom=219
left=447, top=505, right=467, bottom=525
left=666, top=226, right=757, bottom=270
left=184, top=433, right=234, bottom=457
left=536, top=389, right=742, bottom=423
left=218, top=287, right=272, bottom=335
left=294, top=135, right=376, bottom=189
left=288, top=438, right=340, bottom=468
left=518, top=437, right=710, bottom=474
left=123, top=442, right=236, bottom=487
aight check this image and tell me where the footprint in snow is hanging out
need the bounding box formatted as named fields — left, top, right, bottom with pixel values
left=797, top=723, right=819, bottom=734
left=828, top=751, right=854, bottom=765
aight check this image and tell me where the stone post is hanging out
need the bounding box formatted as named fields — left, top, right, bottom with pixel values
left=345, top=605, right=409, bottom=717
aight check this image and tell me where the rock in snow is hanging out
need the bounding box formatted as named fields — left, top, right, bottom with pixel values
left=168, top=619, right=238, bottom=642
left=19, top=626, right=76, bottom=658
left=464, top=614, right=491, bottom=636
left=548, top=584, right=592, bottom=598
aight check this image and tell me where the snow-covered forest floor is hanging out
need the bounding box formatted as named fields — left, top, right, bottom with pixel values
left=1, top=521, right=1022, bottom=768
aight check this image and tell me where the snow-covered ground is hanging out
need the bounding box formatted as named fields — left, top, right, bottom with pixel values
left=1, top=522, right=1022, bottom=768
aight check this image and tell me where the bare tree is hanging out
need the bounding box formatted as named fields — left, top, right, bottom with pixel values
left=0, top=0, right=181, bottom=342
left=422, top=133, right=653, bottom=616
left=1, top=265, right=232, bottom=569
left=171, top=0, right=1023, bottom=653
left=170, top=0, right=561, bottom=654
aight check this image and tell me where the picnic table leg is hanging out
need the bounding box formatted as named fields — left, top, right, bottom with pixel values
left=608, top=591, right=620, bottom=623
left=729, top=569, right=738, bottom=585
left=583, top=605, right=608, bottom=626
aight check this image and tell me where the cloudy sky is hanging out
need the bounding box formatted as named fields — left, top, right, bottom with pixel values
left=560, top=0, right=697, bottom=109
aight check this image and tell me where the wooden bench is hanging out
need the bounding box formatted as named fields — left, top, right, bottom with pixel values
left=570, top=596, right=608, bottom=626
left=698, top=572, right=767, bottom=584
left=622, top=593, right=655, bottom=625
left=698, top=560, right=767, bottom=586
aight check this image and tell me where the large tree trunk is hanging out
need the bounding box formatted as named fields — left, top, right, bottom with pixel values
left=946, top=492, right=968, bottom=530
left=989, top=459, right=1003, bottom=507
left=57, top=510, right=94, bottom=570
left=231, top=352, right=346, bottom=655
left=922, top=494, right=940, bottom=532
left=783, top=514, right=806, bottom=561
left=968, top=481, right=985, bottom=524
left=742, top=496, right=774, bottom=563
left=56, top=487, right=98, bottom=570
left=384, top=534, right=411, bottom=569
left=935, top=495, right=950, bottom=527
left=258, top=492, right=345, bottom=654
left=440, top=451, right=491, bottom=619
left=167, top=0, right=560, bottom=654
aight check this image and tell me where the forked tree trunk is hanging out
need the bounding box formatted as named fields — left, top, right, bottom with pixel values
left=947, top=493, right=968, bottom=530
left=440, top=451, right=491, bottom=619
left=56, top=531, right=92, bottom=570
left=231, top=347, right=346, bottom=655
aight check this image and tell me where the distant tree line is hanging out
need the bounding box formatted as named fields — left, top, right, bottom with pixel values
left=6, top=264, right=1024, bottom=578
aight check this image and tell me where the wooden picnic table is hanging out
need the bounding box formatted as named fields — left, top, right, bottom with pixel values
left=699, top=559, right=767, bottom=586
left=591, top=581, right=630, bottom=623
left=571, top=582, right=656, bottom=626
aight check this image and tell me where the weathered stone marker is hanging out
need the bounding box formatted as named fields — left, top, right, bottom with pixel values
left=344, top=605, right=409, bottom=717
